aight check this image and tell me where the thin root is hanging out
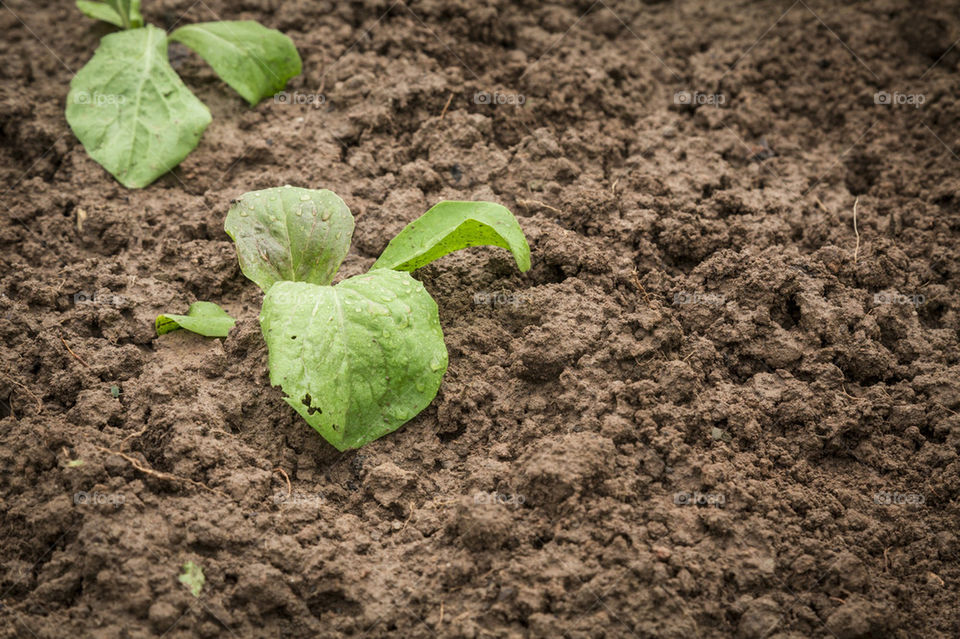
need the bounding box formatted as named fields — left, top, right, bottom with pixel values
left=273, top=468, right=292, bottom=496
left=0, top=372, right=42, bottom=414
left=93, top=446, right=226, bottom=498
left=516, top=198, right=562, bottom=215
left=60, top=337, right=91, bottom=369
left=439, top=92, right=454, bottom=120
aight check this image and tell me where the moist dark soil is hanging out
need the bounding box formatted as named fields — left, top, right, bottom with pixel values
left=2, top=0, right=960, bottom=637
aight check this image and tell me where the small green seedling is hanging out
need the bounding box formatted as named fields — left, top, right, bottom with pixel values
left=157, top=186, right=529, bottom=450
left=156, top=301, right=236, bottom=337
left=178, top=561, right=204, bottom=597
left=226, top=187, right=530, bottom=449
left=67, top=1, right=301, bottom=188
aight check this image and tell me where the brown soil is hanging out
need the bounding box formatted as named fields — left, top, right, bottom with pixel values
left=2, top=0, right=959, bottom=637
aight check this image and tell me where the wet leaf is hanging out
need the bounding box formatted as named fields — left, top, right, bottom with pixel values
left=76, top=0, right=143, bottom=28
left=224, top=186, right=354, bottom=292
left=170, top=21, right=301, bottom=105
left=372, top=201, right=531, bottom=272
left=66, top=25, right=211, bottom=188
left=260, top=270, right=447, bottom=451
left=156, top=301, right=235, bottom=337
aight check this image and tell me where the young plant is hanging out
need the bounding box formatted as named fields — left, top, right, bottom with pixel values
left=157, top=186, right=530, bottom=450
left=67, top=1, right=301, bottom=188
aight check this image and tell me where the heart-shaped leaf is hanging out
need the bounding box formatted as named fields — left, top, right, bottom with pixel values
left=260, top=270, right=448, bottom=451
left=66, top=25, right=211, bottom=188
left=225, top=186, right=354, bottom=292
left=372, top=201, right=531, bottom=272
left=155, top=301, right=235, bottom=337
left=170, top=21, right=302, bottom=106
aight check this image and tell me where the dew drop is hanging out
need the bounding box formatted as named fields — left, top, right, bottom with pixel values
left=284, top=184, right=292, bottom=188
left=321, top=210, right=332, bottom=221
left=238, top=210, right=249, bottom=217
left=335, top=232, right=342, bottom=240
left=415, top=381, right=426, bottom=392
left=300, top=194, right=311, bottom=201
left=429, top=357, right=442, bottom=372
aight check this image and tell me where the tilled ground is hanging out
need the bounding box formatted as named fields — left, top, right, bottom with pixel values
left=2, top=0, right=959, bottom=637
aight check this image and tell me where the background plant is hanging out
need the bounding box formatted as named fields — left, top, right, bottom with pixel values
left=67, top=1, right=301, bottom=188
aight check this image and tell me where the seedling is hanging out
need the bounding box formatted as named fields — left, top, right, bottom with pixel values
left=158, top=186, right=530, bottom=450
left=67, top=1, right=301, bottom=188
left=156, top=301, right=236, bottom=337
left=178, top=561, right=204, bottom=597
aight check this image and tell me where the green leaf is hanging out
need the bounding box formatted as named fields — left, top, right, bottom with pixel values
left=225, top=186, right=354, bottom=293
left=76, top=0, right=143, bottom=29
left=372, top=201, right=531, bottom=273
left=260, top=271, right=448, bottom=451
left=65, top=25, right=211, bottom=189
left=169, top=21, right=302, bottom=106
left=77, top=0, right=143, bottom=28
left=178, top=561, right=204, bottom=597
left=156, top=301, right=236, bottom=337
